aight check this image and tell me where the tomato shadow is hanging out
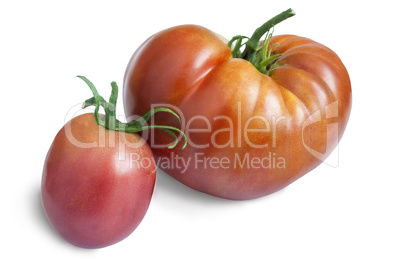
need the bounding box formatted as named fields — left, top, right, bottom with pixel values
left=34, top=187, right=52, bottom=228
left=152, top=168, right=258, bottom=215
left=153, top=168, right=287, bottom=215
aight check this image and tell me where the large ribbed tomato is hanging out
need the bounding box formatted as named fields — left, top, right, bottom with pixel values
left=123, top=10, right=352, bottom=200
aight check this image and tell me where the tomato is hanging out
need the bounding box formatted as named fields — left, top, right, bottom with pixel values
left=123, top=9, right=352, bottom=200
left=41, top=114, right=156, bottom=248
left=41, top=76, right=184, bottom=248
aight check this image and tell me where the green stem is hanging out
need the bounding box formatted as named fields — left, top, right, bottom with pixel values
left=78, top=76, right=187, bottom=149
left=243, top=8, right=295, bottom=58
left=259, top=54, right=282, bottom=74
left=230, top=8, right=295, bottom=75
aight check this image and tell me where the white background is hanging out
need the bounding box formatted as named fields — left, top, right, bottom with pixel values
left=1, top=0, right=401, bottom=267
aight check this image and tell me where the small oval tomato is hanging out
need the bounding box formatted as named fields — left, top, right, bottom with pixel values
left=41, top=113, right=155, bottom=248
left=123, top=10, right=352, bottom=200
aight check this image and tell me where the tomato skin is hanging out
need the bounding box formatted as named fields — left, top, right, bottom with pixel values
left=41, top=113, right=155, bottom=248
left=123, top=25, right=351, bottom=200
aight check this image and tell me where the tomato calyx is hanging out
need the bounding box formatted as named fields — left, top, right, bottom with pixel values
left=228, top=8, right=295, bottom=75
left=78, top=76, right=187, bottom=149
